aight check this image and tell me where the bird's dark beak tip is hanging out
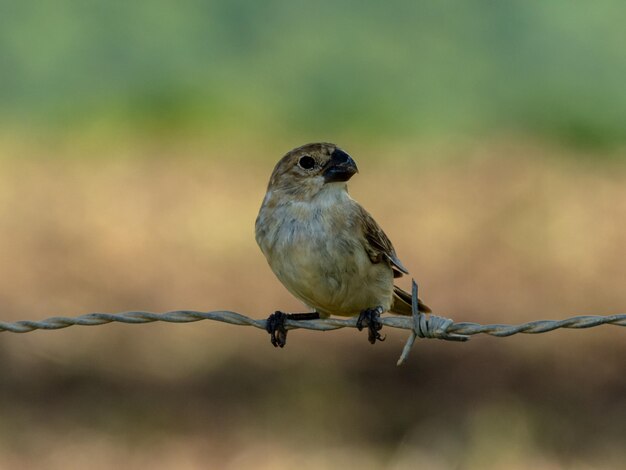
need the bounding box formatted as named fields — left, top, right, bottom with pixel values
left=324, top=148, right=358, bottom=183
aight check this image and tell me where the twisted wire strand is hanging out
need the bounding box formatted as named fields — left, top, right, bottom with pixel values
left=1, top=309, right=624, bottom=335
left=2, top=306, right=624, bottom=366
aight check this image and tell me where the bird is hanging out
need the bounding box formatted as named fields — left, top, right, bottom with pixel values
left=255, top=142, right=431, bottom=347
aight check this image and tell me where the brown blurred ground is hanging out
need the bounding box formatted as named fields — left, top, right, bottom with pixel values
left=0, top=141, right=625, bottom=469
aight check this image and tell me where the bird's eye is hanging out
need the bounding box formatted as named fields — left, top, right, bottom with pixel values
left=298, top=155, right=316, bottom=170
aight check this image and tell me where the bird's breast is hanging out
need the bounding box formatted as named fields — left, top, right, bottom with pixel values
left=256, top=199, right=393, bottom=316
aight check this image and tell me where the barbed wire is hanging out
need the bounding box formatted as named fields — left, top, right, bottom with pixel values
left=2, top=282, right=624, bottom=365
left=2, top=309, right=624, bottom=335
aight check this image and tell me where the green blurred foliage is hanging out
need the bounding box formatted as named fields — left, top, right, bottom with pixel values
left=1, top=0, right=625, bottom=148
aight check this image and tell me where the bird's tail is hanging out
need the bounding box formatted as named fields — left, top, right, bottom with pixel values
left=390, top=285, right=432, bottom=316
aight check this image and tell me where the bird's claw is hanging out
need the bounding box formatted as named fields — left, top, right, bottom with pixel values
left=357, top=307, right=385, bottom=344
left=266, top=311, right=288, bottom=348
left=265, top=311, right=320, bottom=347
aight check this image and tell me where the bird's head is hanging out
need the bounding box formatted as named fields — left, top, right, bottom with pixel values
left=266, top=142, right=358, bottom=200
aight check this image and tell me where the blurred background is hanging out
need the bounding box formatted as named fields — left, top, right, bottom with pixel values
left=1, top=1, right=625, bottom=469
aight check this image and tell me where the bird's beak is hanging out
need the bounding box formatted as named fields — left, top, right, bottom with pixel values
left=323, top=148, right=359, bottom=183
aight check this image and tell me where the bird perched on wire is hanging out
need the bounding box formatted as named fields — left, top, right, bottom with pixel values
left=255, top=142, right=431, bottom=347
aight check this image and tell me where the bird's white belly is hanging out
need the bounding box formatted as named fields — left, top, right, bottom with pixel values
left=266, top=219, right=394, bottom=317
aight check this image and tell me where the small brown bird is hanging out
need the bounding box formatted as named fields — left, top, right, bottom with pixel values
left=255, top=142, right=431, bottom=347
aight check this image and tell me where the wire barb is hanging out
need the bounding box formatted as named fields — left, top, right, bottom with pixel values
left=1, top=298, right=625, bottom=365
left=397, top=280, right=471, bottom=365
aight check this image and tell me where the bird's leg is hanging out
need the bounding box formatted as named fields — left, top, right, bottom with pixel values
left=356, top=306, right=385, bottom=344
left=266, top=311, right=320, bottom=348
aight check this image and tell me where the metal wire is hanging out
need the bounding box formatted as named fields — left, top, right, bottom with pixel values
left=1, top=277, right=624, bottom=365
left=3, top=309, right=622, bottom=334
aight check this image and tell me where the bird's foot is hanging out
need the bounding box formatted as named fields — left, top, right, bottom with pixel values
left=356, top=306, right=385, bottom=344
left=266, top=311, right=288, bottom=348
left=266, top=311, right=320, bottom=348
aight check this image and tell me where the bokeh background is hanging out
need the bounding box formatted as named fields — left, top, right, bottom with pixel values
left=1, top=1, right=625, bottom=469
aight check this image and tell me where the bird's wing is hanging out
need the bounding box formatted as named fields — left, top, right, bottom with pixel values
left=357, top=204, right=409, bottom=278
